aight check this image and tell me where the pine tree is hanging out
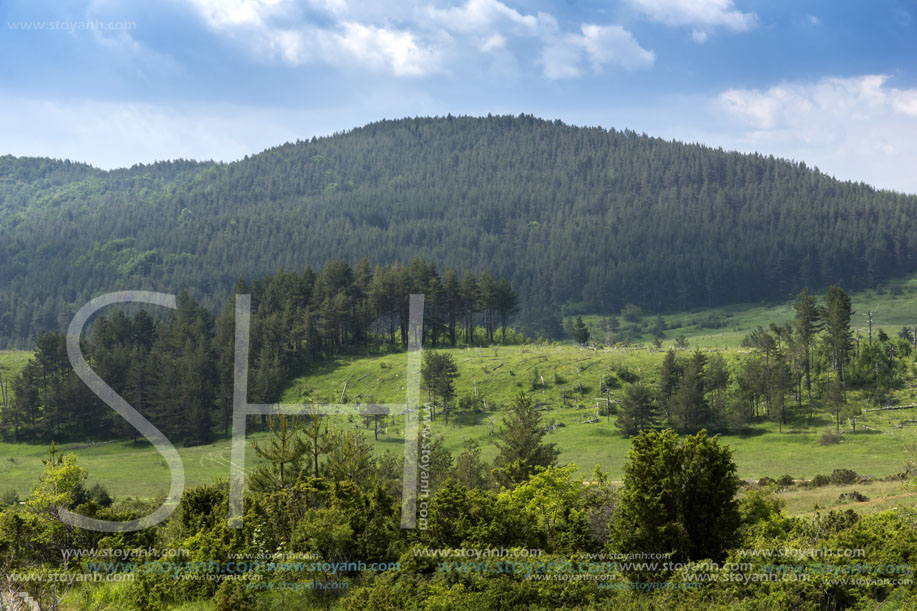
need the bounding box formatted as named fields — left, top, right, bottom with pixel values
left=493, top=392, right=560, bottom=487
left=658, top=349, right=682, bottom=422
left=616, top=381, right=658, bottom=436
left=421, top=352, right=459, bottom=423
left=704, top=353, right=730, bottom=425
left=610, top=429, right=740, bottom=567
left=305, top=402, right=332, bottom=478
left=572, top=316, right=590, bottom=345
left=477, top=272, right=498, bottom=343
left=325, top=428, right=376, bottom=485
left=250, top=413, right=307, bottom=492
left=442, top=269, right=460, bottom=346
left=824, top=285, right=853, bottom=402
left=793, top=288, right=823, bottom=401
left=459, top=271, right=478, bottom=345
left=494, top=278, right=519, bottom=342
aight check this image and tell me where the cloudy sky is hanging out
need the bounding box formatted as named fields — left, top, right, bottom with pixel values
left=2, top=0, right=916, bottom=192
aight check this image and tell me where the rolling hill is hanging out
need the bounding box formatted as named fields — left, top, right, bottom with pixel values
left=2, top=115, right=917, bottom=346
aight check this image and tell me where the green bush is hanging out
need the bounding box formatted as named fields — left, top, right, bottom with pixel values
left=810, top=474, right=831, bottom=487
left=830, top=468, right=859, bottom=485
left=0, top=489, right=18, bottom=507
left=458, top=394, right=483, bottom=412
left=600, top=374, right=620, bottom=392
left=610, top=429, right=741, bottom=567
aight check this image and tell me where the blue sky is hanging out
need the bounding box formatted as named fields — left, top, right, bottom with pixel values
left=2, top=0, right=917, bottom=192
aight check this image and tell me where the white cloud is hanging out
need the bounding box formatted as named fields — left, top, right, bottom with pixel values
left=335, top=22, right=442, bottom=77
left=540, top=38, right=584, bottom=78
left=580, top=25, right=655, bottom=72
left=628, top=0, right=756, bottom=41
left=423, top=0, right=546, bottom=34
left=421, top=0, right=560, bottom=72
left=541, top=24, right=654, bottom=78
left=808, top=15, right=821, bottom=25
left=717, top=74, right=917, bottom=193
left=182, top=0, right=442, bottom=76
left=181, top=0, right=650, bottom=79
left=479, top=33, right=506, bottom=52
left=186, top=0, right=288, bottom=29
left=314, top=0, right=349, bottom=18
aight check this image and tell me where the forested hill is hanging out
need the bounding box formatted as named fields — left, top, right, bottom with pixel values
left=2, top=114, right=917, bottom=346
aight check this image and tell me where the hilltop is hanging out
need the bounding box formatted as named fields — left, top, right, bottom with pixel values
left=3, top=115, right=917, bottom=346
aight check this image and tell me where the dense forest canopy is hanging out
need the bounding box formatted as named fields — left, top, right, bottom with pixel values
left=2, top=114, right=916, bottom=347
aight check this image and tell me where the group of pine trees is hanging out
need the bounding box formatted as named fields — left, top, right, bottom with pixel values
left=616, top=286, right=915, bottom=436
left=0, top=258, right=518, bottom=443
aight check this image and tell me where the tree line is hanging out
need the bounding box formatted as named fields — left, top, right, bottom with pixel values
left=0, top=258, right=519, bottom=443
left=616, top=285, right=914, bottom=436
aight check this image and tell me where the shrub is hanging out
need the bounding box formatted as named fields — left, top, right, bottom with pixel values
left=819, top=430, right=841, bottom=445
left=757, top=477, right=776, bottom=488
left=621, top=303, right=643, bottom=322
left=610, top=429, right=741, bottom=567
left=738, top=487, right=785, bottom=529
left=830, top=468, right=859, bottom=485
left=530, top=367, right=542, bottom=391
left=214, top=579, right=258, bottom=611
left=600, top=374, right=620, bottom=392
left=777, top=475, right=795, bottom=487
left=458, top=394, right=483, bottom=412
left=0, top=489, right=18, bottom=507
left=810, top=474, right=831, bottom=487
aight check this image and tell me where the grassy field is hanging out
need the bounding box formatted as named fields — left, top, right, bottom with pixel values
left=0, top=433, right=273, bottom=500
left=581, top=275, right=917, bottom=349
left=0, top=349, right=31, bottom=381
left=278, top=343, right=917, bottom=482
left=3, top=419, right=912, bottom=519
left=778, top=479, right=917, bottom=517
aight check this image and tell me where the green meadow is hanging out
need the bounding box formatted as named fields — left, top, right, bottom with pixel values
left=279, top=343, right=917, bottom=481
left=0, top=349, right=31, bottom=380
left=581, top=275, right=917, bottom=349
left=0, top=433, right=272, bottom=500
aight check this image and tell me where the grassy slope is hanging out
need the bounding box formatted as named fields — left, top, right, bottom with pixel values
left=581, top=275, right=917, bottom=349
left=280, top=344, right=917, bottom=481
left=0, top=433, right=272, bottom=500
left=779, top=479, right=917, bottom=517
left=0, top=350, right=31, bottom=381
